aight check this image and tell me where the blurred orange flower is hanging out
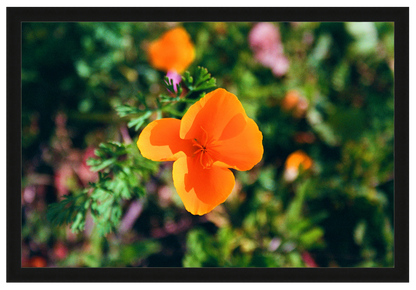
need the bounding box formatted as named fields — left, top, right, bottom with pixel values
left=285, top=150, right=312, bottom=171
left=28, top=256, right=47, bottom=267
left=148, top=27, right=195, bottom=73
left=281, top=90, right=309, bottom=118
left=281, top=90, right=301, bottom=111
left=284, top=150, right=312, bottom=182
left=137, top=88, right=263, bottom=215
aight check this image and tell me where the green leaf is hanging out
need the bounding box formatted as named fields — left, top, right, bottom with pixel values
left=299, top=227, right=324, bottom=248
left=127, top=110, right=152, bottom=131
left=180, top=67, right=216, bottom=93
left=195, top=78, right=216, bottom=91
left=89, top=156, right=117, bottom=171
left=71, top=212, right=86, bottom=232
left=182, top=71, right=193, bottom=87
left=115, top=104, right=142, bottom=118
left=47, top=192, right=89, bottom=233
left=116, top=240, right=161, bottom=266
left=192, top=66, right=216, bottom=91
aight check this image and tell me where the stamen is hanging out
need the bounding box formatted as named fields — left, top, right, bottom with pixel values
left=200, top=126, right=209, bottom=145
left=192, top=128, right=217, bottom=169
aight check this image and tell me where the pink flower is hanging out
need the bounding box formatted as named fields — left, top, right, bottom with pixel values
left=249, top=23, right=289, bottom=77
left=77, top=147, right=98, bottom=185
left=249, top=22, right=281, bottom=52
left=166, top=70, right=182, bottom=93
left=54, top=164, right=73, bottom=197
left=271, top=56, right=290, bottom=77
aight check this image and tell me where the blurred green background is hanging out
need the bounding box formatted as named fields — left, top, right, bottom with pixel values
left=21, top=22, right=394, bottom=267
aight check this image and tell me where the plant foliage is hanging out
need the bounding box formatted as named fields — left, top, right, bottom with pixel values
left=22, top=22, right=394, bottom=268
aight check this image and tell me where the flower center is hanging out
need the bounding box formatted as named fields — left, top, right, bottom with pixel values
left=192, top=127, right=217, bottom=169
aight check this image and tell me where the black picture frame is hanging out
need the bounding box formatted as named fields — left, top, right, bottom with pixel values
left=7, top=7, right=409, bottom=282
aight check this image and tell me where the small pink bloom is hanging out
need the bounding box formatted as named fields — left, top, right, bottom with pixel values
left=271, top=55, right=290, bottom=77
left=166, top=70, right=182, bottom=93
left=249, top=22, right=280, bottom=52
left=54, top=164, right=73, bottom=197
left=249, top=23, right=289, bottom=77
left=53, top=242, right=68, bottom=260
left=77, top=147, right=98, bottom=185
left=302, top=251, right=318, bottom=267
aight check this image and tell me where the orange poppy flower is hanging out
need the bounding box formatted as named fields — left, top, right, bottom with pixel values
left=148, top=27, right=195, bottom=73
left=137, top=88, right=263, bottom=215
left=284, top=150, right=312, bottom=181
left=285, top=150, right=312, bottom=171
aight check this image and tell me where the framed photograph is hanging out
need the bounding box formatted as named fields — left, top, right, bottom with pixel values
left=7, top=7, right=409, bottom=282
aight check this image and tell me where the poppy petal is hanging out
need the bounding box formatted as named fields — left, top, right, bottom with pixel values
left=148, top=27, right=195, bottom=73
left=172, top=156, right=235, bottom=215
left=180, top=88, right=248, bottom=141
left=214, top=118, right=263, bottom=171
left=137, top=118, right=192, bottom=161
